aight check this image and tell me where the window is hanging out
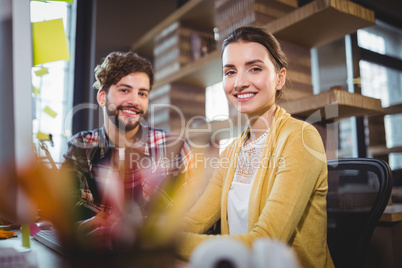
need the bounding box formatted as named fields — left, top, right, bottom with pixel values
left=30, top=0, right=76, bottom=166
left=311, top=20, right=402, bottom=165
left=358, top=21, right=402, bottom=61
left=360, top=60, right=402, bottom=108
left=338, top=118, right=355, bottom=158
left=384, top=114, right=402, bottom=148
left=358, top=22, right=402, bottom=108
left=205, top=81, right=232, bottom=153
left=358, top=21, right=402, bottom=170
left=389, top=153, right=402, bottom=170
left=205, top=82, right=229, bottom=122
left=357, top=29, right=385, bottom=55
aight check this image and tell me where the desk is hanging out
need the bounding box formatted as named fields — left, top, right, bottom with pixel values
left=1, top=229, right=189, bottom=268
left=365, top=204, right=402, bottom=268
left=380, top=204, right=402, bottom=222
left=0, top=230, right=66, bottom=268
left=379, top=186, right=402, bottom=223
left=390, top=186, right=402, bottom=204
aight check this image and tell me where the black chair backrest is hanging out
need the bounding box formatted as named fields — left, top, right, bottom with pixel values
left=326, top=158, right=392, bottom=268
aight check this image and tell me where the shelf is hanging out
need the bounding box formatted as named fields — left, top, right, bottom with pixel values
left=368, top=145, right=402, bottom=157
left=153, top=49, right=221, bottom=89
left=279, top=89, right=383, bottom=120
left=185, top=89, right=383, bottom=140
left=265, top=0, right=375, bottom=48
left=380, top=204, right=402, bottom=223
left=383, top=103, right=402, bottom=115
left=142, top=0, right=375, bottom=89
left=131, top=0, right=215, bottom=58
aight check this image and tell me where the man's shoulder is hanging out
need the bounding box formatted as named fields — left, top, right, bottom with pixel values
left=145, top=126, right=184, bottom=141
left=146, top=126, right=167, bottom=136
left=68, top=128, right=103, bottom=147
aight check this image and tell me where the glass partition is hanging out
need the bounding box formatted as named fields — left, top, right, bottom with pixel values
left=30, top=0, right=76, bottom=166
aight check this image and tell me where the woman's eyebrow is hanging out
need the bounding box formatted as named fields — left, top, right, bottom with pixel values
left=223, top=63, right=235, bottom=69
left=244, top=59, right=264, bottom=66
left=223, top=59, right=264, bottom=69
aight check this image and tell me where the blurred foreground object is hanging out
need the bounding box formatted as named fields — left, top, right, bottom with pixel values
left=14, top=161, right=75, bottom=242
left=251, top=239, right=300, bottom=268
left=189, top=238, right=299, bottom=268
left=0, top=162, right=20, bottom=224
left=0, top=230, right=16, bottom=239
left=189, top=238, right=251, bottom=268
left=0, top=146, right=213, bottom=267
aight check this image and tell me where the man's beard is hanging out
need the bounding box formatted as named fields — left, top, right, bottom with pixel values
left=105, top=99, right=145, bottom=131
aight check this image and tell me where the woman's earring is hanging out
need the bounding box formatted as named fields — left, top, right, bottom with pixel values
left=100, top=102, right=105, bottom=106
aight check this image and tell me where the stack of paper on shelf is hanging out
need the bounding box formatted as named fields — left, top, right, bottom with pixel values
left=153, top=21, right=215, bottom=81
left=147, top=83, right=206, bottom=132
left=215, top=0, right=298, bottom=43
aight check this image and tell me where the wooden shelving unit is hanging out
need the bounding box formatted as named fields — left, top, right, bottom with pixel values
left=187, top=89, right=384, bottom=140
left=132, top=0, right=382, bottom=135
left=366, top=103, right=402, bottom=157
left=132, top=0, right=375, bottom=90
left=279, top=89, right=383, bottom=120
left=368, top=145, right=402, bottom=157
left=131, top=0, right=215, bottom=58
left=265, top=0, right=375, bottom=48
left=153, top=49, right=221, bottom=89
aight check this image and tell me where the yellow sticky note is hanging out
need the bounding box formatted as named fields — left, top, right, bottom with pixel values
left=32, top=18, right=70, bottom=66
left=33, top=86, right=41, bottom=95
left=34, top=67, right=49, bottom=77
left=36, top=131, right=50, bottom=141
left=50, top=0, right=74, bottom=3
left=34, top=0, right=74, bottom=3
left=21, top=224, right=30, bottom=248
left=44, top=106, right=57, bottom=118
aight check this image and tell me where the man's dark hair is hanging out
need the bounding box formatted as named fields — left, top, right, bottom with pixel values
left=93, top=51, right=154, bottom=92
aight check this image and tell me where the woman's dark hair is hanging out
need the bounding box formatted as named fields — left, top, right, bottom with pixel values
left=222, top=26, right=288, bottom=100
left=93, top=51, right=154, bottom=92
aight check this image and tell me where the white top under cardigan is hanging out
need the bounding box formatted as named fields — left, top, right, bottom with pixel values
left=227, top=129, right=269, bottom=235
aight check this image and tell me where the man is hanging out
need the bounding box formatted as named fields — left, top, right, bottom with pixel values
left=62, top=52, right=193, bottom=245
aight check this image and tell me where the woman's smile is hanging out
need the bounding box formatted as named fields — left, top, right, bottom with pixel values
left=234, top=92, right=257, bottom=102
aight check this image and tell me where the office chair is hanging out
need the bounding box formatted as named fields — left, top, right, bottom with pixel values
left=326, top=158, right=392, bottom=268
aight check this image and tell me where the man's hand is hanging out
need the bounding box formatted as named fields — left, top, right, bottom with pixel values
left=75, top=213, right=115, bottom=251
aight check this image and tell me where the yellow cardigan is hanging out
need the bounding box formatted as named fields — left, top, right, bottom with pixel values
left=179, top=107, right=334, bottom=268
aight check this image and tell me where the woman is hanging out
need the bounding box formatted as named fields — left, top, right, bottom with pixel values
left=178, top=26, right=334, bottom=268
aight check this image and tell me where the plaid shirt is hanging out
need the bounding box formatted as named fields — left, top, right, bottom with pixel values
left=62, top=126, right=192, bottom=220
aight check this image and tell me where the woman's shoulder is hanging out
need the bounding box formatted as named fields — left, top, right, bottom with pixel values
left=278, top=115, right=318, bottom=135
left=273, top=116, right=325, bottom=154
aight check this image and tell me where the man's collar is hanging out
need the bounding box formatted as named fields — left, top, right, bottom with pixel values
left=100, top=124, right=151, bottom=158
left=129, top=124, right=150, bottom=155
